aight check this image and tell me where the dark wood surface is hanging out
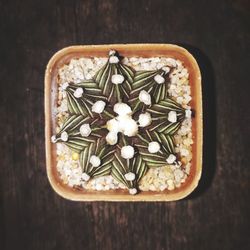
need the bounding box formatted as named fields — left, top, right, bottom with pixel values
left=1, top=0, right=249, bottom=249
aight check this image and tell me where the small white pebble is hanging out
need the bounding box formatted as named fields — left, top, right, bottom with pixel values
left=176, top=96, right=184, bottom=104
left=64, top=169, right=72, bottom=176
left=61, top=131, right=68, bottom=142
left=80, top=124, right=91, bottom=137
left=95, top=183, right=103, bottom=191
left=91, top=100, right=106, bottom=114
left=168, top=111, right=177, bottom=123
left=109, top=56, right=119, bottom=64
left=175, top=86, right=181, bottom=94
left=141, top=63, right=151, bottom=70
left=185, top=109, right=192, bottom=118
left=159, top=184, right=167, bottom=191
left=184, top=94, right=192, bottom=103
left=138, top=112, right=152, bottom=127
left=166, top=154, right=176, bottom=164
left=156, top=63, right=165, bottom=69
left=149, top=184, right=156, bottom=191
left=154, top=74, right=165, bottom=84
left=82, top=173, right=90, bottom=181
left=139, top=90, right=151, bottom=105
left=111, top=74, right=124, bottom=84
left=165, top=58, right=177, bottom=67
left=122, top=57, right=129, bottom=64
left=151, top=57, right=160, bottom=63
left=58, top=99, right=68, bottom=112
left=185, top=163, right=191, bottom=175
left=174, top=169, right=184, bottom=182
left=118, top=182, right=126, bottom=189
left=129, top=188, right=137, bottom=195
left=85, top=73, right=92, bottom=80
left=121, top=145, right=135, bottom=159
left=106, top=176, right=113, bottom=184
left=90, top=155, right=101, bottom=167
left=104, top=185, right=110, bottom=190
left=167, top=179, right=175, bottom=190
left=73, top=87, right=84, bottom=98
left=180, top=148, right=189, bottom=157
left=124, top=172, right=136, bottom=181
left=169, top=84, right=176, bottom=90
left=148, top=141, right=161, bottom=153
left=129, top=57, right=137, bottom=62
left=170, top=75, right=178, bottom=84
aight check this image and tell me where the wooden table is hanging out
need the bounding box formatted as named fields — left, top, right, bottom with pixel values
left=1, top=0, right=249, bottom=249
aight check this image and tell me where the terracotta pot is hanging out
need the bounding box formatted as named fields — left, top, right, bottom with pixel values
left=44, top=44, right=202, bottom=201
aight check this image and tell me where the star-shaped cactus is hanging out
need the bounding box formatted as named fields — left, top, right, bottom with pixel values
left=52, top=50, right=188, bottom=195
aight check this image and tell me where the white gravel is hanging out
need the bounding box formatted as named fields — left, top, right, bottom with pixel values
left=56, top=55, right=193, bottom=192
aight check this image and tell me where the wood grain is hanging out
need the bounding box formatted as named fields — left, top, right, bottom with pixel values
left=0, top=0, right=249, bottom=249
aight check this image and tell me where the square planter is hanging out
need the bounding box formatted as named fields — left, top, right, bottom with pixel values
left=45, top=44, right=202, bottom=201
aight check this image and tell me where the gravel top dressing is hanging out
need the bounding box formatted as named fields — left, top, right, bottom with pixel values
left=51, top=50, right=193, bottom=195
